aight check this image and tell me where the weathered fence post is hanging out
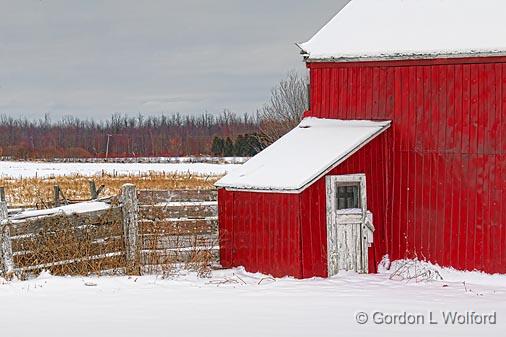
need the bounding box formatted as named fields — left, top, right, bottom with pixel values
left=0, top=187, right=7, bottom=219
left=53, top=185, right=61, bottom=207
left=121, top=184, right=140, bottom=275
left=88, top=180, right=98, bottom=200
left=54, top=185, right=69, bottom=206
left=0, top=187, right=14, bottom=279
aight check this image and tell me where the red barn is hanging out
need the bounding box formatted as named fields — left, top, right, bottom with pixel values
left=216, top=0, right=506, bottom=278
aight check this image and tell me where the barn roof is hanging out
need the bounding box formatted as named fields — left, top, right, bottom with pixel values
left=298, top=0, right=506, bottom=61
left=215, top=118, right=391, bottom=192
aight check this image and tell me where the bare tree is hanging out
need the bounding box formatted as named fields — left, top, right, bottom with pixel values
left=258, top=71, right=309, bottom=145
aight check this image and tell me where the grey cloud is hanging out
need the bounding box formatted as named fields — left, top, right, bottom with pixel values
left=0, top=0, right=349, bottom=119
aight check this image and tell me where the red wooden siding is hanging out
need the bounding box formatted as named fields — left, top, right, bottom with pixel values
left=218, top=188, right=233, bottom=267
left=218, top=189, right=303, bottom=278
left=299, top=131, right=392, bottom=277
left=307, top=58, right=506, bottom=274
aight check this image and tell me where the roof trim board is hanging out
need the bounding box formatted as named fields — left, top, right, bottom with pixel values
left=300, top=51, right=506, bottom=64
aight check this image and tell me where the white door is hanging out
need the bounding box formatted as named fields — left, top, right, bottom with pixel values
left=326, top=174, right=374, bottom=276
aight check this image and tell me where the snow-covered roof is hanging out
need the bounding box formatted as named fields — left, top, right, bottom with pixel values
left=298, top=0, right=506, bottom=61
left=215, top=118, right=391, bottom=192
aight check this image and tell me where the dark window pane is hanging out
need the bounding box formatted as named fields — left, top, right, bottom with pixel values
left=336, top=183, right=360, bottom=210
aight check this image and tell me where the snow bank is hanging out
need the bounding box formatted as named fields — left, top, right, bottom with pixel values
left=1, top=264, right=505, bottom=337
left=382, top=258, right=506, bottom=288
left=299, top=0, right=506, bottom=60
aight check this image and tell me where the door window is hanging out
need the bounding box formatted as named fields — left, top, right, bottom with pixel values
left=336, top=182, right=361, bottom=210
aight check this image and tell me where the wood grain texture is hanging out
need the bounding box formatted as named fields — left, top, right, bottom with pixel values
left=121, top=184, right=140, bottom=275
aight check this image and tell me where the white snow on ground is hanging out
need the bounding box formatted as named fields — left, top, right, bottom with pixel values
left=1, top=262, right=505, bottom=337
left=0, top=161, right=241, bottom=179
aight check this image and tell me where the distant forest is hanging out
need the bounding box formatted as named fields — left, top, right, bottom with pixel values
left=0, top=112, right=262, bottom=159
left=0, top=72, right=308, bottom=160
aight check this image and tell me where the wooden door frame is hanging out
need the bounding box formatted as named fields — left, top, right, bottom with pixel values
left=325, top=174, right=367, bottom=275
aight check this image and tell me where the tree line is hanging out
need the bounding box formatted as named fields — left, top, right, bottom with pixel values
left=0, top=111, right=261, bottom=159
left=211, top=134, right=263, bottom=157
left=0, top=72, right=308, bottom=159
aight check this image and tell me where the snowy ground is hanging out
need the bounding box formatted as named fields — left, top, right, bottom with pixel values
left=0, top=160, right=241, bottom=178
left=1, top=262, right=505, bottom=337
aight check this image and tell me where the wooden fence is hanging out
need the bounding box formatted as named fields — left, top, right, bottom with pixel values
left=0, top=185, right=219, bottom=279
left=137, top=189, right=219, bottom=274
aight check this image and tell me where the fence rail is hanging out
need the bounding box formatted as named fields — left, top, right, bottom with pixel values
left=0, top=185, right=219, bottom=279
left=137, top=188, right=219, bottom=274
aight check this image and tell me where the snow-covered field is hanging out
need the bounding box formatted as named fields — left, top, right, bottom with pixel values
left=0, top=160, right=504, bottom=336
left=0, top=160, right=241, bottom=178
left=1, top=262, right=505, bottom=337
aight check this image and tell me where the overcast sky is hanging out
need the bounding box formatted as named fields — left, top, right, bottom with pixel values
left=0, top=0, right=349, bottom=120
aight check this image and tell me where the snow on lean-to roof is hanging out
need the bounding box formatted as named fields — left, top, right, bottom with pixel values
left=215, top=118, right=391, bottom=192
left=298, top=0, right=506, bottom=61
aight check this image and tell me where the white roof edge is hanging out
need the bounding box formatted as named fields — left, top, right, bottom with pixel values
left=305, top=50, right=506, bottom=63
left=215, top=118, right=391, bottom=193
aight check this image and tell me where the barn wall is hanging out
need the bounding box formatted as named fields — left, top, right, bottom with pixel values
left=218, top=189, right=302, bottom=278
left=307, top=58, right=506, bottom=273
left=299, top=131, right=392, bottom=277
left=218, top=188, right=234, bottom=268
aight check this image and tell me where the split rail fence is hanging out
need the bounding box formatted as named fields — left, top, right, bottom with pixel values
left=0, top=185, right=219, bottom=278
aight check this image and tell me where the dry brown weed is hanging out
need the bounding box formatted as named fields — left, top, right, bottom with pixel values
left=1, top=172, right=219, bottom=207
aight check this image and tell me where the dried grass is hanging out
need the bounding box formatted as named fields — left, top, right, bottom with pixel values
left=139, top=228, right=218, bottom=278
left=0, top=172, right=219, bottom=207
left=389, top=259, right=443, bottom=282
left=10, top=208, right=125, bottom=279
left=183, top=238, right=218, bottom=278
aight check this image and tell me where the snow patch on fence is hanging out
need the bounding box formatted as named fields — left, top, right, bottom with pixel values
left=9, top=201, right=111, bottom=221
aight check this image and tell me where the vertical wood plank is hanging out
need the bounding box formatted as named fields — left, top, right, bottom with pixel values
left=0, top=189, right=14, bottom=278
left=88, top=180, right=98, bottom=200
left=329, top=68, right=337, bottom=118
left=0, top=224, right=14, bottom=278
left=449, top=154, right=461, bottom=267
left=377, top=67, right=387, bottom=119
left=454, top=64, right=463, bottom=154
left=385, top=67, right=395, bottom=119
left=439, top=65, right=448, bottom=152
left=322, top=68, right=330, bottom=118
left=365, top=67, right=373, bottom=120
left=393, top=67, right=402, bottom=152
left=470, top=64, right=479, bottom=154
left=467, top=154, right=478, bottom=270
left=217, top=188, right=232, bottom=267
left=462, top=65, right=472, bottom=154
left=446, top=65, right=456, bottom=153
left=121, top=184, right=140, bottom=275
left=313, top=68, right=321, bottom=116
left=422, top=66, right=432, bottom=151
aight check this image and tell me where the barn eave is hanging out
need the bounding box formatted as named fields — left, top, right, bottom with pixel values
left=303, top=50, right=506, bottom=63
